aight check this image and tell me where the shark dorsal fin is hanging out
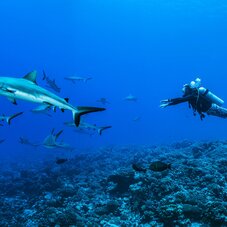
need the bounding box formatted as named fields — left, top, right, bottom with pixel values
left=23, top=71, right=38, bottom=84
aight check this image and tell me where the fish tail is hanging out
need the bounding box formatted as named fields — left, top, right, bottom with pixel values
left=55, top=130, right=63, bottom=140
left=84, top=77, right=92, bottom=82
left=73, top=106, right=105, bottom=127
left=98, top=126, right=112, bottom=135
left=6, top=112, right=23, bottom=125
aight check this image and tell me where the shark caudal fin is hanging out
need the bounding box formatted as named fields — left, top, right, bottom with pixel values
left=73, top=106, right=105, bottom=127
left=6, top=112, right=23, bottom=125
left=98, top=126, right=112, bottom=135
left=84, top=77, right=92, bottom=82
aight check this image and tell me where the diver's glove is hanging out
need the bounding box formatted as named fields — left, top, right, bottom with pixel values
left=160, top=99, right=172, bottom=108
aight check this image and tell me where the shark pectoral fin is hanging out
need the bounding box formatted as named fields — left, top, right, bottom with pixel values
left=6, top=112, right=23, bottom=125
left=7, top=97, right=17, bottom=105
left=43, top=101, right=56, bottom=112
left=23, top=71, right=37, bottom=84
left=32, top=104, right=51, bottom=112
left=73, top=106, right=106, bottom=127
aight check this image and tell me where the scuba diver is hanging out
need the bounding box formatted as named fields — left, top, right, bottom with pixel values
left=160, top=78, right=227, bottom=120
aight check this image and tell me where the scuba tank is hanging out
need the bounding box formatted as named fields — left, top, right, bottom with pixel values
left=189, top=77, right=224, bottom=106
left=198, top=87, right=224, bottom=106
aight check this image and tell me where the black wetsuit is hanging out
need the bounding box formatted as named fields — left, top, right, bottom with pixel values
left=168, top=86, right=212, bottom=120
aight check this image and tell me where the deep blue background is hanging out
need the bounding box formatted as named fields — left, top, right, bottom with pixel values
left=0, top=0, right=227, bottom=161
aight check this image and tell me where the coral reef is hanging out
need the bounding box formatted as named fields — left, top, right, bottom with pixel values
left=0, top=140, right=227, bottom=226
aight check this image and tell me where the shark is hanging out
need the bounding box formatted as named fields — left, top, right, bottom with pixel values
left=43, top=129, right=74, bottom=151
left=96, top=97, right=110, bottom=105
left=43, top=70, right=61, bottom=93
left=65, top=120, right=112, bottom=135
left=19, top=137, right=41, bottom=147
left=64, top=76, right=92, bottom=84
left=133, top=116, right=141, bottom=122
left=0, top=71, right=105, bottom=126
left=0, top=112, right=23, bottom=125
left=123, top=94, right=137, bottom=102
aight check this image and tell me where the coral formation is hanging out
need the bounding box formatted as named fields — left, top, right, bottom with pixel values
left=0, top=140, right=227, bottom=226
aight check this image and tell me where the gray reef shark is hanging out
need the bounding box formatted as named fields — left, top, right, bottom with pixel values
left=133, top=116, right=141, bottom=122
left=19, top=137, right=41, bottom=147
left=0, top=112, right=23, bottom=125
left=43, top=129, right=74, bottom=151
left=64, top=76, right=92, bottom=84
left=0, top=71, right=105, bottom=126
left=43, top=70, right=61, bottom=93
left=123, top=94, right=137, bottom=102
left=65, top=120, right=112, bottom=135
left=96, top=97, right=110, bottom=105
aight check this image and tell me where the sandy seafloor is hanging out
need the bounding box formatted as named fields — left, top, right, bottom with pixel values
left=0, top=140, right=227, bottom=226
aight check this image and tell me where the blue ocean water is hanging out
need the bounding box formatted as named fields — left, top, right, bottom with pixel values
left=1, top=1, right=227, bottom=226
left=0, top=2, right=225, bottom=161
left=0, top=0, right=226, bottom=156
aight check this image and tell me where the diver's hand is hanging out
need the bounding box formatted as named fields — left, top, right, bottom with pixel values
left=160, top=99, right=171, bottom=108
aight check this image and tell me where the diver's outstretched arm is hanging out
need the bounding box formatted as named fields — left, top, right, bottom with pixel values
left=160, top=95, right=194, bottom=108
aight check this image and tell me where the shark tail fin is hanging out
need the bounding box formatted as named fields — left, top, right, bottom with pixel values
left=73, top=106, right=105, bottom=127
left=6, top=112, right=23, bottom=125
left=55, top=130, right=63, bottom=140
left=84, top=77, right=92, bottom=82
left=98, top=126, right=112, bottom=135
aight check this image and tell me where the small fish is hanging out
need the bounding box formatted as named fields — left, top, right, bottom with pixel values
left=43, top=70, right=61, bottom=93
left=0, top=112, right=23, bottom=125
left=123, top=94, right=137, bottom=102
left=149, top=161, right=171, bottom=172
left=132, top=164, right=147, bottom=173
left=64, top=76, right=92, bottom=84
left=133, top=116, right=141, bottom=122
left=0, top=139, right=5, bottom=144
left=97, top=98, right=110, bottom=105
left=56, top=158, right=68, bottom=165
